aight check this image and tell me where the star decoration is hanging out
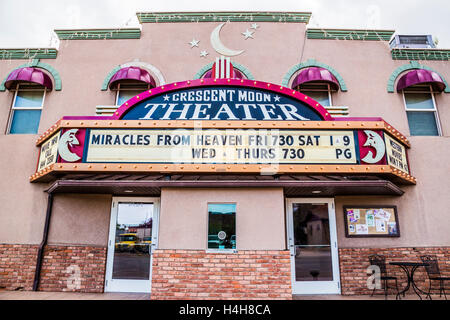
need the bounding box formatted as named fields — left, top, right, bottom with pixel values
left=200, top=50, right=209, bottom=58
left=250, top=23, right=259, bottom=30
left=163, top=95, right=170, bottom=101
left=242, top=29, right=254, bottom=40
left=189, top=39, right=200, bottom=48
left=274, top=95, right=281, bottom=102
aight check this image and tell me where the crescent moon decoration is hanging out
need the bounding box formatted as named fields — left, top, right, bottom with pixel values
left=58, top=129, right=81, bottom=162
left=361, top=130, right=386, bottom=164
left=210, top=23, right=244, bottom=57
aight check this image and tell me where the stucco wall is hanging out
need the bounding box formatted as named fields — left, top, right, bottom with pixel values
left=159, top=188, right=286, bottom=250
left=47, top=194, right=112, bottom=246
left=0, top=19, right=449, bottom=249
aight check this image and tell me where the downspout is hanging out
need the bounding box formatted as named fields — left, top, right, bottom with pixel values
left=32, top=192, right=54, bottom=291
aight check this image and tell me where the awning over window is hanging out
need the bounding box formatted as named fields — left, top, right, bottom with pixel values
left=5, top=67, right=53, bottom=90
left=396, top=69, right=446, bottom=92
left=291, top=67, right=340, bottom=90
left=108, top=66, right=156, bottom=89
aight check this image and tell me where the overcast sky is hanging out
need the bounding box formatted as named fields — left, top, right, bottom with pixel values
left=1, top=0, right=449, bottom=48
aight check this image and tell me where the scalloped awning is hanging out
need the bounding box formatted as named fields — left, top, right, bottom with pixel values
left=5, top=67, right=53, bottom=90
left=291, top=67, right=340, bottom=90
left=108, top=66, right=156, bottom=89
left=396, top=69, right=446, bottom=92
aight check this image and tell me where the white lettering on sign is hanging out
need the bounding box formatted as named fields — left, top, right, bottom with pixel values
left=85, top=129, right=357, bottom=164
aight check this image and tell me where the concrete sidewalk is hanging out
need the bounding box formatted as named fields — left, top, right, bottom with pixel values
left=0, top=290, right=150, bottom=300
left=0, top=290, right=445, bottom=300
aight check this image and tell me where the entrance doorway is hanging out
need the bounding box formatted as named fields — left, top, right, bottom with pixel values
left=105, top=197, right=160, bottom=293
left=286, top=198, right=340, bottom=294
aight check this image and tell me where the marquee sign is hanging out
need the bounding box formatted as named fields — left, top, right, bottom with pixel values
left=30, top=79, right=415, bottom=184
left=84, top=128, right=357, bottom=164
left=120, top=86, right=324, bottom=121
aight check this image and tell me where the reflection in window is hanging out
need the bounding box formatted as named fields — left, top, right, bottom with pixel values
left=115, top=82, right=151, bottom=106
left=112, top=202, right=153, bottom=280
left=403, top=85, right=441, bottom=136
left=294, top=82, right=333, bottom=107
left=293, top=203, right=333, bottom=281
left=208, top=203, right=236, bottom=250
left=8, top=83, right=45, bottom=134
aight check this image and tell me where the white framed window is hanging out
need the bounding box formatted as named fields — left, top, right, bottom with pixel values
left=115, top=82, right=151, bottom=106
left=402, top=85, right=441, bottom=136
left=295, top=82, right=333, bottom=107
left=7, top=83, right=46, bottom=134
left=207, top=203, right=236, bottom=252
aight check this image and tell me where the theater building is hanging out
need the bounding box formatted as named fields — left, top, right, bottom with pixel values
left=0, top=12, right=449, bottom=299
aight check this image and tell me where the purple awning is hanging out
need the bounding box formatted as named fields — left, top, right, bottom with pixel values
left=108, top=67, right=156, bottom=89
left=291, top=67, right=340, bottom=90
left=396, top=69, right=446, bottom=92
left=203, top=68, right=244, bottom=79
left=4, top=67, right=53, bottom=90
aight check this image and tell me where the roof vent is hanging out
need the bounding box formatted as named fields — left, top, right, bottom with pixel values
left=389, top=35, right=436, bottom=49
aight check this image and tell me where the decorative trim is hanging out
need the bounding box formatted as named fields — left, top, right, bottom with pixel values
left=306, top=29, right=395, bottom=41
left=0, top=48, right=57, bottom=60
left=136, top=12, right=311, bottom=24
left=54, top=28, right=141, bottom=40
left=32, top=163, right=415, bottom=185
left=325, top=106, right=349, bottom=117
left=36, top=119, right=411, bottom=148
left=96, top=105, right=118, bottom=116
left=0, top=59, right=62, bottom=91
left=193, top=61, right=254, bottom=80
left=101, top=62, right=165, bottom=91
left=391, top=48, right=450, bottom=61
left=387, top=61, right=450, bottom=93
left=282, top=58, right=347, bottom=91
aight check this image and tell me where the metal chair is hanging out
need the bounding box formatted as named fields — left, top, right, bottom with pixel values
left=368, top=254, right=400, bottom=299
left=420, top=255, right=449, bottom=300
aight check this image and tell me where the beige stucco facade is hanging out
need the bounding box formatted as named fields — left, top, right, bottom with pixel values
left=0, top=13, right=449, bottom=271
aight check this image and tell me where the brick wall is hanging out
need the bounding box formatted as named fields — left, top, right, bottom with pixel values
left=0, top=244, right=39, bottom=291
left=151, top=250, right=292, bottom=300
left=339, top=247, right=450, bottom=295
left=39, top=245, right=107, bottom=292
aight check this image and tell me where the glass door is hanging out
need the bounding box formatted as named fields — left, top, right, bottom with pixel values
left=105, top=197, right=159, bottom=293
left=286, top=198, right=340, bottom=294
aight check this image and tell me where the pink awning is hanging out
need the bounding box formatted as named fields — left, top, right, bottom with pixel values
left=108, top=67, right=156, bottom=89
left=396, top=69, right=446, bottom=92
left=291, top=67, right=340, bottom=90
left=4, top=67, right=53, bottom=90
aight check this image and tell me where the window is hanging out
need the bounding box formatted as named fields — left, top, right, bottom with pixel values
left=403, top=85, right=441, bottom=136
left=115, top=82, right=150, bottom=106
left=207, top=203, right=236, bottom=251
left=294, top=82, right=333, bottom=106
left=8, top=83, right=45, bottom=134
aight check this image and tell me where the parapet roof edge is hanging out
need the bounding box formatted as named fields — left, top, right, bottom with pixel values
left=0, top=48, right=58, bottom=60
left=307, top=28, right=395, bottom=32
left=136, top=11, right=312, bottom=24
left=54, top=28, right=141, bottom=40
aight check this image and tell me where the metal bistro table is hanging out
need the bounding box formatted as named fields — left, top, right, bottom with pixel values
left=389, top=261, right=429, bottom=300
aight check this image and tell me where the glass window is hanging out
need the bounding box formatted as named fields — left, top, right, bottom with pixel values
left=8, top=84, right=45, bottom=134
left=295, top=83, right=332, bottom=106
left=403, top=86, right=440, bottom=136
left=113, top=202, right=153, bottom=280
left=208, top=203, right=236, bottom=250
left=115, top=82, right=149, bottom=106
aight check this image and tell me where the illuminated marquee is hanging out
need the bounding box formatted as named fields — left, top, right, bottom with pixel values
left=30, top=79, right=414, bottom=184
left=121, top=86, right=324, bottom=121
left=85, top=129, right=357, bottom=164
